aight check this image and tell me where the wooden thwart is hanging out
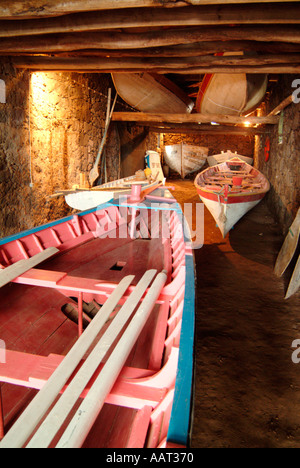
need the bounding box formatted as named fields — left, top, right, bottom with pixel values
left=0, top=274, right=134, bottom=448
left=0, top=247, right=59, bottom=288
left=57, top=270, right=167, bottom=449
left=0, top=269, right=167, bottom=448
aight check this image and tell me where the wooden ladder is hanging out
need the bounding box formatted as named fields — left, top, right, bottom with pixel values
left=0, top=269, right=167, bottom=448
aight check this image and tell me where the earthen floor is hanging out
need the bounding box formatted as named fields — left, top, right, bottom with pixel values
left=171, top=179, right=300, bottom=449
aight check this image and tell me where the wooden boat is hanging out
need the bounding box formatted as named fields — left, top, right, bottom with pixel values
left=207, top=150, right=253, bottom=167
left=196, top=53, right=268, bottom=115
left=63, top=174, right=162, bottom=211
left=0, top=186, right=195, bottom=448
left=164, top=143, right=208, bottom=179
left=112, top=73, right=194, bottom=114
left=194, top=157, right=270, bottom=237
left=145, top=150, right=165, bottom=183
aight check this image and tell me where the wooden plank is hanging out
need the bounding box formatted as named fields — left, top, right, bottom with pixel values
left=7, top=53, right=300, bottom=68
left=1, top=0, right=300, bottom=19
left=0, top=247, right=59, bottom=288
left=46, top=41, right=300, bottom=58
left=12, top=58, right=300, bottom=74
left=274, top=208, right=300, bottom=277
left=26, top=269, right=157, bottom=448
left=1, top=4, right=300, bottom=38
left=112, top=111, right=279, bottom=125
left=147, top=126, right=268, bottom=135
left=0, top=274, right=134, bottom=448
left=2, top=24, right=300, bottom=53
left=56, top=270, right=167, bottom=448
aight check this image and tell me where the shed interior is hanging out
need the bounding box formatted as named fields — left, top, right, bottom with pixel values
left=0, top=0, right=299, bottom=448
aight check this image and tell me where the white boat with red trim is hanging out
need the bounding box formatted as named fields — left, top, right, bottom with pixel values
left=194, top=157, right=270, bottom=237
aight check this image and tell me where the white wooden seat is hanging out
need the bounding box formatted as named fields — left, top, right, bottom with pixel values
left=0, top=269, right=167, bottom=448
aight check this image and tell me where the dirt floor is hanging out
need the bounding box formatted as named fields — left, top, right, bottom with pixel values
left=170, top=179, right=300, bottom=449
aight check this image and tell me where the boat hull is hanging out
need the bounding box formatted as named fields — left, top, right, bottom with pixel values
left=198, top=191, right=265, bottom=237
left=0, top=192, right=195, bottom=448
left=164, top=143, right=208, bottom=179
left=112, top=72, right=194, bottom=114
left=207, top=151, right=253, bottom=167
left=196, top=53, right=268, bottom=115
left=194, top=157, right=270, bottom=237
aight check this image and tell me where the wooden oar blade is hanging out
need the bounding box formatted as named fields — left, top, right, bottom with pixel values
left=274, top=208, right=300, bottom=277
left=285, top=254, right=300, bottom=299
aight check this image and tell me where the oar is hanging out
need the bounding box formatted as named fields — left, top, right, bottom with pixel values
left=89, top=90, right=117, bottom=187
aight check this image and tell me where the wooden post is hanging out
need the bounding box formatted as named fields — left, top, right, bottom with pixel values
left=78, top=292, right=83, bottom=337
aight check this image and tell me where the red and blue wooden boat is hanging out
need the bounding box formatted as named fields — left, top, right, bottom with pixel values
left=0, top=186, right=195, bottom=449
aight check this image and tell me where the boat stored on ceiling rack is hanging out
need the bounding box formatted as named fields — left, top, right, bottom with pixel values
left=196, top=53, right=268, bottom=116
left=112, top=73, right=194, bottom=114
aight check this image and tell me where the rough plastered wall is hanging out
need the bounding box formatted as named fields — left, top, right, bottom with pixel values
left=118, top=123, right=157, bottom=177
left=255, top=75, right=300, bottom=235
left=0, top=61, right=120, bottom=238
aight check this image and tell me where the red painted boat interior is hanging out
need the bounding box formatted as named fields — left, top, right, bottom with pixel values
left=0, top=204, right=187, bottom=448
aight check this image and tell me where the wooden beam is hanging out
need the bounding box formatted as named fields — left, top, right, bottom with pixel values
left=11, top=56, right=300, bottom=74
left=1, top=0, right=300, bottom=19
left=7, top=53, right=300, bottom=67
left=112, top=112, right=279, bottom=125
left=145, top=125, right=268, bottom=135
left=2, top=25, right=300, bottom=54
left=268, top=94, right=295, bottom=116
left=1, top=4, right=299, bottom=38
left=52, top=41, right=300, bottom=58
left=137, top=122, right=268, bottom=133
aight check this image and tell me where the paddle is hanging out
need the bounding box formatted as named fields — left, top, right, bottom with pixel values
left=89, top=90, right=117, bottom=187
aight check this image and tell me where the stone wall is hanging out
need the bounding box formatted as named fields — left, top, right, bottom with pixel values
left=0, top=61, right=121, bottom=238
left=255, top=75, right=300, bottom=235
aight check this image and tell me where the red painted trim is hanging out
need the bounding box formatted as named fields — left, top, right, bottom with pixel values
left=196, top=74, right=213, bottom=112
left=196, top=52, right=224, bottom=112
left=197, top=188, right=266, bottom=204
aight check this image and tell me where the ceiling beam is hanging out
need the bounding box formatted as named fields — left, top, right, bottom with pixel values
left=1, top=0, right=299, bottom=19
left=11, top=55, right=300, bottom=74
left=112, top=112, right=279, bottom=125
left=1, top=25, right=300, bottom=55
left=8, top=54, right=300, bottom=67
left=139, top=124, right=268, bottom=135
left=0, top=4, right=299, bottom=38
left=53, top=41, right=300, bottom=58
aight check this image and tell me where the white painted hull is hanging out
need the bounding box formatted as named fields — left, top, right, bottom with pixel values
left=194, top=157, right=270, bottom=237
left=65, top=190, right=128, bottom=210
left=196, top=53, right=268, bottom=115
left=200, top=195, right=262, bottom=237
left=207, top=151, right=253, bottom=167
left=164, top=143, right=208, bottom=178
left=65, top=174, right=148, bottom=211
left=112, top=73, right=194, bottom=114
